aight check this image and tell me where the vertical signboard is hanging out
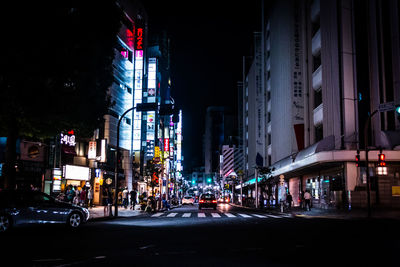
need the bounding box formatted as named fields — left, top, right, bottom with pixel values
left=147, top=58, right=157, bottom=103
left=133, top=21, right=144, bottom=151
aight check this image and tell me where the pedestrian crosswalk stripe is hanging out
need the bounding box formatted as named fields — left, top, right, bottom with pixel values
left=211, top=213, right=221, bottom=218
left=266, top=214, right=280, bottom=218
left=182, top=213, right=191, bottom=217
left=151, top=213, right=164, bottom=217
left=238, top=213, right=252, bottom=218
left=224, top=213, right=236, bottom=218
left=252, top=214, right=267, bottom=218
left=198, top=213, right=206, bottom=218
left=167, top=213, right=178, bottom=217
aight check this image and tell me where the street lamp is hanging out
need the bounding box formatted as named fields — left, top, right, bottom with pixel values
left=114, top=103, right=157, bottom=217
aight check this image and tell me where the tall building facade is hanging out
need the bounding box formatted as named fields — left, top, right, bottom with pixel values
left=241, top=0, right=400, bottom=209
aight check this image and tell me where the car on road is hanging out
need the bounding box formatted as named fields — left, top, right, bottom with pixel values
left=0, top=190, right=90, bottom=233
left=182, top=196, right=195, bottom=205
left=199, top=193, right=217, bottom=210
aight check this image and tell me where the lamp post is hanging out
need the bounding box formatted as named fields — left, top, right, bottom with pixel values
left=114, top=103, right=158, bottom=217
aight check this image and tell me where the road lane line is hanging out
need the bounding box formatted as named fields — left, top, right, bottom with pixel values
left=198, top=213, right=206, bottom=218
left=151, top=213, right=164, bottom=217
left=252, top=214, right=267, bottom=218
left=182, top=213, right=191, bottom=217
left=211, top=213, right=221, bottom=218
left=167, top=213, right=178, bottom=217
left=238, top=213, right=252, bottom=218
left=224, top=213, right=236, bottom=218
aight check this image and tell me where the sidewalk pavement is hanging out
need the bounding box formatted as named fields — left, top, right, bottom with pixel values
left=88, top=204, right=181, bottom=220
left=229, top=203, right=400, bottom=220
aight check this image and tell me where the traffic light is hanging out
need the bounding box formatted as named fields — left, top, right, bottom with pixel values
left=355, top=150, right=360, bottom=167
left=192, top=179, right=196, bottom=185
left=207, top=177, right=212, bottom=184
left=378, top=152, right=386, bottom=167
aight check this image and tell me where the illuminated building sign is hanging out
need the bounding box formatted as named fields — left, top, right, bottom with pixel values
left=147, top=58, right=157, bottom=101
left=52, top=169, right=62, bottom=192
left=60, top=132, right=76, bottom=147
left=64, top=165, right=90, bottom=181
left=88, top=141, right=96, bottom=159
left=164, top=138, right=169, bottom=151
left=133, top=49, right=143, bottom=150
left=135, top=28, right=143, bottom=50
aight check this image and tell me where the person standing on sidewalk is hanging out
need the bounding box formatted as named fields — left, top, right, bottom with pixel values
left=286, top=192, right=293, bottom=210
left=130, top=189, right=137, bottom=210
left=122, top=187, right=128, bottom=209
left=87, top=188, right=93, bottom=208
left=304, top=190, right=312, bottom=211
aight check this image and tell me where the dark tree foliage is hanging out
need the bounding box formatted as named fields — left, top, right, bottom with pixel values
left=0, top=7, right=122, bottom=188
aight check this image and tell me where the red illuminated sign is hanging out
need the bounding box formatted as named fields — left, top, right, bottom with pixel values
left=164, top=138, right=169, bottom=151
left=136, top=28, right=143, bottom=50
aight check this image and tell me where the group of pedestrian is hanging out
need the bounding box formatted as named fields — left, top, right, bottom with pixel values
left=281, top=190, right=312, bottom=211
left=65, top=185, right=94, bottom=208
left=299, top=190, right=312, bottom=211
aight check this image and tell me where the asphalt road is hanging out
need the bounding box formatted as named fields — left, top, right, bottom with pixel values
left=2, top=203, right=399, bottom=267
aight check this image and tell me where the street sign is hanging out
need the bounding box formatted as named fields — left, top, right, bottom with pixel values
left=378, top=102, right=395, bottom=112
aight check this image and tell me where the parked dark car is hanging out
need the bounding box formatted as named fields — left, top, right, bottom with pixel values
left=0, top=190, right=89, bottom=232
left=198, top=193, right=217, bottom=210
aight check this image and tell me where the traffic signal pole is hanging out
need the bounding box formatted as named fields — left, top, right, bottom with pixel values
left=363, top=109, right=378, bottom=218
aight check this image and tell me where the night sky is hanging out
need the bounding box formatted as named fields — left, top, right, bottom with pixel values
left=143, top=1, right=261, bottom=170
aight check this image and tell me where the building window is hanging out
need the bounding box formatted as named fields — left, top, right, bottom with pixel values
left=315, top=124, right=323, bottom=142
left=125, top=118, right=131, bottom=125
left=313, top=52, right=321, bottom=72
left=314, top=87, right=322, bottom=108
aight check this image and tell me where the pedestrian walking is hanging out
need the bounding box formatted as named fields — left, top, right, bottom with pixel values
left=103, top=187, right=112, bottom=216
left=129, top=189, right=137, bottom=210
left=304, top=190, right=312, bottom=211
left=122, top=187, right=129, bottom=209
left=80, top=187, right=86, bottom=207
left=118, top=190, right=123, bottom=207
left=66, top=185, right=74, bottom=203
left=286, top=192, right=293, bottom=210
left=88, top=188, right=93, bottom=208
left=73, top=186, right=80, bottom=205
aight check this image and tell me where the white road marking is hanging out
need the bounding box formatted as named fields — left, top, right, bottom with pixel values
left=182, top=213, right=191, bottom=217
left=238, top=213, right=252, bottom=218
left=167, top=213, right=178, bottom=217
left=211, top=213, right=221, bottom=218
left=224, top=213, right=236, bottom=218
left=252, top=214, right=267, bottom=218
left=266, top=214, right=281, bottom=218
left=151, top=213, right=164, bottom=217
left=198, top=213, right=206, bottom=218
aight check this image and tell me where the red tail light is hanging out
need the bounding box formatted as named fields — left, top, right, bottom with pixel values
left=212, top=200, right=217, bottom=203
left=199, top=200, right=205, bottom=203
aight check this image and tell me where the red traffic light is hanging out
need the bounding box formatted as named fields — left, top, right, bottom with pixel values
left=355, top=154, right=360, bottom=167
left=378, top=153, right=386, bottom=166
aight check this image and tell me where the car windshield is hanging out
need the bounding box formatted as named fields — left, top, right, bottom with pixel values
left=184, top=196, right=192, bottom=199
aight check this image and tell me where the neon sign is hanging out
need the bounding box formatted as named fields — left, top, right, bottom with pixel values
left=136, top=28, right=143, bottom=50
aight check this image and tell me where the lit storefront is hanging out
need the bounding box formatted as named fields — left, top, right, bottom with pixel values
left=63, top=164, right=91, bottom=189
